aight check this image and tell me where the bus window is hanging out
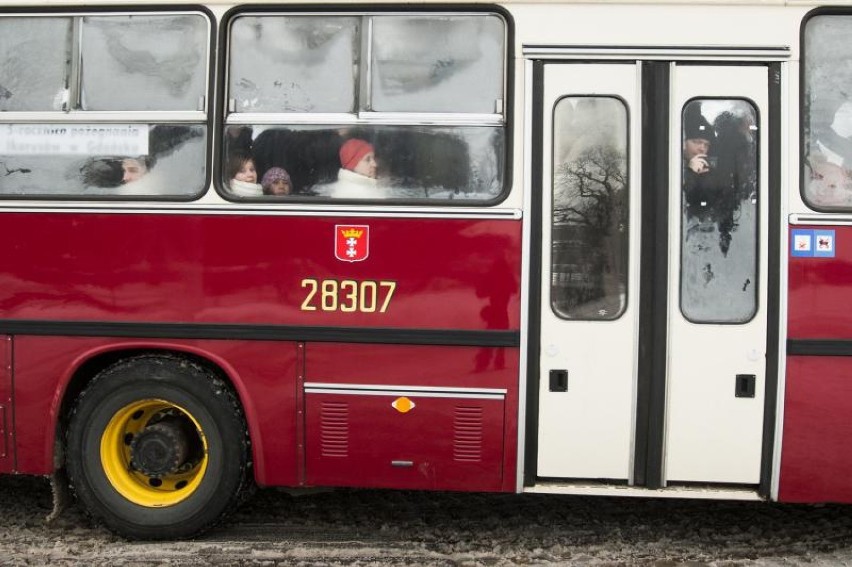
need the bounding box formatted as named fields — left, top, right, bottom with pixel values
left=80, top=16, right=207, bottom=111
left=224, top=124, right=503, bottom=199
left=803, top=14, right=852, bottom=210
left=550, top=96, right=629, bottom=320
left=370, top=15, right=505, bottom=114
left=222, top=12, right=506, bottom=202
left=0, top=18, right=71, bottom=112
left=0, top=13, right=210, bottom=199
left=680, top=99, right=758, bottom=323
left=228, top=16, right=358, bottom=114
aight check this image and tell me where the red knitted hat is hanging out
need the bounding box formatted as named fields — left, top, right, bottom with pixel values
left=339, top=139, right=374, bottom=171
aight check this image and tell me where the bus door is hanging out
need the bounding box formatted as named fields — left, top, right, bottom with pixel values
left=536, top=61, right=770, bottom=486
left=536, top=63, right=641, bottom=481
left=664, top=64, right=768, bottom=485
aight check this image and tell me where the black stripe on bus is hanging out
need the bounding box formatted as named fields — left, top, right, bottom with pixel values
left=787, top=339, right=852, bottom=357
left=633, top=61, right=670, bottom=490
left=523, top=60, right=546, bottom=487
left=759, top=61, right=782, bottom=501
left=0, top=320, right=519, bottom=348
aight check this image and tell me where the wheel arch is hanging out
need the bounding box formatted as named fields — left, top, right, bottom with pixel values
left=52, top=342, right=262, bottom=482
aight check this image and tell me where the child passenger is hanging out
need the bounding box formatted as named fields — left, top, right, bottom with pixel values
left=227, top=152, right=262, bottom=197
left=261, top=167, right=292, bottom=196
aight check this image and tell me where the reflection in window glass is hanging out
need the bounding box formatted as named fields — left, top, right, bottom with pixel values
left=550, top=97, right=628, bottom=320
left=223, top=124, right=503, bottom=200
left=81, top=15, right=208, bottom=111
left=804, top=15, right=852, bottom=209
left=371, top=15, right=504, bottom=114
left=229, top=16, right=358, bottom=113
left=681, top=99, right=758, bottom=323
left=0, top=124, right=207, bottom=197
left=0, top=18, right=71, bottom=111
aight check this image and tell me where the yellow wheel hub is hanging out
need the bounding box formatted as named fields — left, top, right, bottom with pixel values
left=100, top=399, right=208, bottom=507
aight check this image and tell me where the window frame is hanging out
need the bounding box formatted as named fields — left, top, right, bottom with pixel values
left=0, top=5, right=215, bottom=202
left=216, top=4, right=514, bottom=206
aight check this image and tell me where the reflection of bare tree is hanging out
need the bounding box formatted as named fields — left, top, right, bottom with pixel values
left=554, top=145, right=626, bottom=231
left=552, top=145, right=628, bottom=318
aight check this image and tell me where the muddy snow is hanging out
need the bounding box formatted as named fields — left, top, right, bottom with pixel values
left=1, top=475, right=851, bottom=565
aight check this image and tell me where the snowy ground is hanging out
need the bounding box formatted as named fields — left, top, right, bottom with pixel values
left=1, top=475, right=851, bottom=566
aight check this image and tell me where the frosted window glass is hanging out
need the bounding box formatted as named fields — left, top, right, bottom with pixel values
left=803, top=15, right=852, bottom=209
left=0, top=124, right=206, bottom=197
left=0, top=18, right=71, bottom=111
left=229, top=16, right=358, bottom=113
left=80, top=15, right=207, bottom=111
left=680, top=99, right=758, bottom=323
left=371, top=15, right=504, bottom=113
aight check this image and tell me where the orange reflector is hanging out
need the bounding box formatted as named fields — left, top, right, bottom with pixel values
left=391, top=397, right=415, bottom=413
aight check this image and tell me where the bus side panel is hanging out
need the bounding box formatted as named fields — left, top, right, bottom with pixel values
left=780, top=356, right=852, bottom=503
left=784, top=225, right=852, bottom=502
left=304, top=343, right=518, bottom=492
left=0, top=336, right=12, bottom=473
left=788, top=225, right=852, bottom=338
left=0, top=213, right=521, bottom=332
left=12, top=336, right=300, bottom=486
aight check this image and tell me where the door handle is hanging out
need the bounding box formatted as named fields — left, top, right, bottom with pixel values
left=549, top=369, right=568, bottom=392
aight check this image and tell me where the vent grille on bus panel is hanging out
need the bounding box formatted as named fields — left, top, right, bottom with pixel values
left=453, top=406, right=484, bottom=462
left=319, top=401, right=349, bottom=458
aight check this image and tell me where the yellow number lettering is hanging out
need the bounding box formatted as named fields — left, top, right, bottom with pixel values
left=301, top=278, right=395, bottom=314
left=321, top=279, right=338, bottom=311
left=379, top=281, right=396, bottom=313
left=300, top=279, right=318, bottom=311
left=340, top=280, right=358, bottom=313
left=359, top=281, right=377, bottom=312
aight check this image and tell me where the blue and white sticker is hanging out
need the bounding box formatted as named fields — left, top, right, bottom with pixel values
left=792, top=229, right=836, bottom=258
left=814, top=230, right=836, bottom=257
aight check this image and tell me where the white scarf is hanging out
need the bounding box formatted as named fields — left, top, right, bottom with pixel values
left=229, top=179, right=263, bottom=197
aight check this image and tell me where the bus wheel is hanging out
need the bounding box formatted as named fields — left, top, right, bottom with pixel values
left=66, top=355, right=250, bottom=540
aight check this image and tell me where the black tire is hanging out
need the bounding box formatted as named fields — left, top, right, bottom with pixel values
left=66, top=355, right=250, bottom=540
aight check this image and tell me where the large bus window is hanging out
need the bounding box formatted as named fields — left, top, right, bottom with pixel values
left=803, top=14, right=852, bottom=210
left=0, top=124, right=206, bottom=197
left=228, top=16, right=358, bottom=114
left=223, top=12, right=506, bottom=202
left=80, top=15, right=207, bottom=111
left=0, top=18, right=71, bottom=112
left=680, top=99, right=758, bottom=323
left=0, top=12, right=210, bottom=199
left=224, top=125, right=502, bottom=199
left=550, top=96, right=629, bottom=320
left=370, top=15, right=504, bottom=113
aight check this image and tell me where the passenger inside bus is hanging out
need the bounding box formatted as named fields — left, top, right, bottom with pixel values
left=227, top=152, right=262, bottom=197
left=682, top=105, right=716, bottom=203
left=121, top=156, right=151, bottom=184
left=260, top=167, right=292, bottom=196
left=322, top=138, right=382, bottom=199
left=230, top=125, right=486, bottom=200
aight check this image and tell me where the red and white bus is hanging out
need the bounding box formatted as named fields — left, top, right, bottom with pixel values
left=0, top=0, right=850, bottom=539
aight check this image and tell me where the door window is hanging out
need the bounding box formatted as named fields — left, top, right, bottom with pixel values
left=550, top=96, right=629, bottom=320
left=680, top=99, right=759, bottom=323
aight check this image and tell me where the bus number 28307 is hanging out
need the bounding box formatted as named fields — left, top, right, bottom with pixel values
left=300, top=278, right=397, bottom=313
